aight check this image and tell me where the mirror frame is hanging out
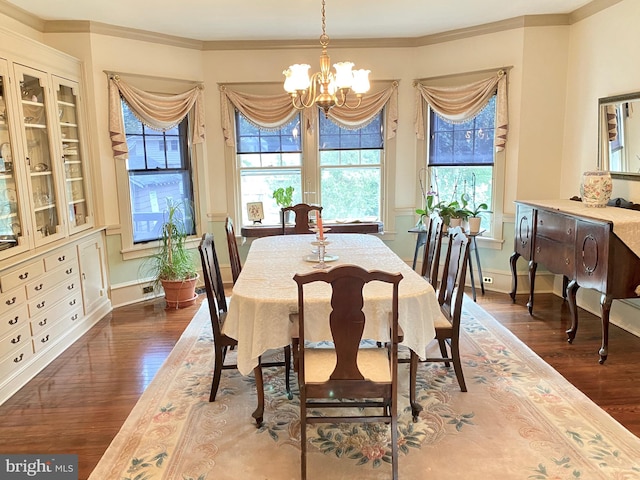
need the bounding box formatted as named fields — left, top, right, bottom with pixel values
left=598, top=91, right=640, bottom=180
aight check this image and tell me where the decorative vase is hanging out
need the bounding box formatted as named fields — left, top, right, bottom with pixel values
left=580, top=170, right=612, bottom=208
left=468, top=216, right=482, bottom=234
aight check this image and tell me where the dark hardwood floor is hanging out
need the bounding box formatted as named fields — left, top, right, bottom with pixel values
left=0, top=290, right=638, bottom=480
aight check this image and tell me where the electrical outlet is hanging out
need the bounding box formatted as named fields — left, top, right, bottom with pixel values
left=142, top=285, right=154, bottom=294
left=482, top=276, right=493, bottom=284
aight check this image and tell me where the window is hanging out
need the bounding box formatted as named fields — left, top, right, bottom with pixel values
left=319, top=112, right=383, bottom=220
left=428, top=96, right=496, bottom=233
left=236, top=112, right=302, bottom=225
left=122, top=101, right=195, bottom=243
left=234, top=108, right=385, bottom=225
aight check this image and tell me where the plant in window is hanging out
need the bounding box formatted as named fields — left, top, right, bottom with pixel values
left=415, top=169, right=438, bottom=229
left=145, top=199, right=198, bottom=309
left=272, top=186, right=294, bottom=208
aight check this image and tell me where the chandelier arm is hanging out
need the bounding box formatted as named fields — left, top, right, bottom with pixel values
left=334, top=89, right=363, bottom=110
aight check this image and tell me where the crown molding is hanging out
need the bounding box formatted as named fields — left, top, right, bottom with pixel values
left=0, top=0, right=622, bottom=51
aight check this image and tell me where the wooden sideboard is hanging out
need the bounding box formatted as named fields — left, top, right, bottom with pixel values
left=509, top=199, right=640, bottom=363
left=240, top=221, right=383, bottom=238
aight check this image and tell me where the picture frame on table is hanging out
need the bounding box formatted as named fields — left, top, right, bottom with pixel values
left=247, top=202, right=264, bottom=224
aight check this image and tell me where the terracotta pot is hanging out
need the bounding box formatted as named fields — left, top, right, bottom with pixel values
left=161, top=275, right=199, bottom=309
left=468, top=216, right=482, bottom=234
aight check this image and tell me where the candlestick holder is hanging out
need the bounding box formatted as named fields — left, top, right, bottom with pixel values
left=311, top=240, right=330, bottom=269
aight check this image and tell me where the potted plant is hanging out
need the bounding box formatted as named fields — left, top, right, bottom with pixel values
left=467, top=202, right=490, bottom=234
left=436, top=200, right=459, bottom=231
left=273, top=186, right=294, bottom=223
left=146, top=199, right=199, bottom=309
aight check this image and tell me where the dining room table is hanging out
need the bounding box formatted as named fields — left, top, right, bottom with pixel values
left=223, top=233, right=444, bottom=422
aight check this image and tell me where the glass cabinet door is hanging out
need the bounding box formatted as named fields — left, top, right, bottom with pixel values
left=53, top=76, right=91, bottom=232
left=0, top=60, right=29, bottom=258
left=14, top=65, right=64, bottom=246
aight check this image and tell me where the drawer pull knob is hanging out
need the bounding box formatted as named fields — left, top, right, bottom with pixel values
left=11, top=335, right=21, bottom=344
left=5, top=296, right=16, bottom=306
left=567, top=228, right=572, bottom=235
left=35, top=283, right=43, bottom=291
left=18, top=272, right=29, bottom=280
left=71, top=314, right=78, bottom=321
left=13, top=353, right=24, bottom=363
left=39, top=319, right=47, bottom=327
left=41, top=334, right=50, bottom=344
left=66, top=268, right=73, bottom=274
left=37, top=301, right=46, bottom=309
left=9, top=317, right=18, bottom=325
left=67, top=283, right=74, bottom=290
left=565, top=258, right=570, bottom=265
left=58, top=255, right=66, bottom=262
left=536, top=246, right=541, bottom=253
left=69, top=299, right=76, bottom=306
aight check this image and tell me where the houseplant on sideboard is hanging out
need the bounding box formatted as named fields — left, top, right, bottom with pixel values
left=146, top=199, right=199, bottom=309
left=273, top=186, right=294, bottom=223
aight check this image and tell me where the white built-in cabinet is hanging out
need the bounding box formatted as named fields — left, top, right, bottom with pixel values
left=0, top=27, right=111, bottom=404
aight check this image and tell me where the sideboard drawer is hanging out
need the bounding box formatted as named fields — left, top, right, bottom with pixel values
left=43, top=246, right=77, bottom=271
left=0, top=260, right=44, bottom=292
left=514, top=205, right=536, bottom=259
left=0, top=304, right=29, bottom=339
left=0, top=342, right=34, bottom=380
left=537, top=211, right=576, bottom=242
left=32, top=307, right=82, bottom=354
left=0, top=286, right=26, bottom=312
left=0, top=322, right=31, bottom=355
left=534, top=236, right=575, bottom=277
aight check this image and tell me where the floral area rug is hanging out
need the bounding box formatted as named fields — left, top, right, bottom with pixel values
left=89, top=297, right=640, bottom=480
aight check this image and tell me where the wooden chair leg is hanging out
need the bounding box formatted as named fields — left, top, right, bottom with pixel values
left=300, top=395, right=307, bottom=480
left=438, top=338, right=450, bottom=367
left=451, top=340, right=467, bottom=392
left=210, top=348, right=223, bottom=402
left=391, top=406, right=398, bottom=480
left=252, top=360, right=265, bottom=427
left=409, top=351, right=422, bottom=422
left=284, top=345, right=293, bottom=399
left=292, top=337, right=300, bottom=373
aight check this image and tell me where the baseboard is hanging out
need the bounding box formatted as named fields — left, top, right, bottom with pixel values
left=0, top=300, right=111, bottom=407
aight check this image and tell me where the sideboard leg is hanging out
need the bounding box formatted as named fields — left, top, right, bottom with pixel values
left=566, top=280, right=580, bottom=343
left=526, top=261, right=537, bottom=315
left=598, top=294, right=613, bottom=364
left=508, top=251, right=520, bottom=302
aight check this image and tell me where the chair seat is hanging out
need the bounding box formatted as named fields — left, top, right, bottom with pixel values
left=305, top=348, right=392, bottom=384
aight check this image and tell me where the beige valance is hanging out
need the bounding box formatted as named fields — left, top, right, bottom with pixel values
left=109, top=75, right=205, bottom=161
left=220, top=83, right=398, bottom=147
left=414, top=70, right=508, bottom=152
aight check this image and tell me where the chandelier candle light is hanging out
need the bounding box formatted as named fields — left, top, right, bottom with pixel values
left=283, top=0, right=371, bottom=117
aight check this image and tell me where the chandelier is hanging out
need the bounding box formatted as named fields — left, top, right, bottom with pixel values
left=283, top=0, right=370, bottom=116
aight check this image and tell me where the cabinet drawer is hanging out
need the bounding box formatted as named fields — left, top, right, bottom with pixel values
left=0, top=322, right=31, bottom=356
left=0, top=260, right=44, bottom=292
left=27, top=274, right=80, bottom=317
left=43, top=246, right=77, bottom=271
left=32, top=307, right=82, bottom=353
left=537, top=211, right=576, bottom=242
left=25, top=262, right=79, bottom=299
left=0, top=342, right=34, bottom=380
left=0, top=304, right=29, bottom=339
left=534, top=236, right=575, bottom=277
left=30, top=292, right=82, bottom=336
left=0, top=286, right=27, bottom=312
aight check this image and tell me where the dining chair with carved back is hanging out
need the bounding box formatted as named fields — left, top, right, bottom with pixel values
left=293, top=264, right=402, bottom=480
left=282, top=203, right=323, bottom=234
left=225, top=216, right=242, bottom=284
left=421, top=214, right=445, bottom=289
left=409, top=226, right=470, bottom=422
left=198, top=233, right=292, bottom=426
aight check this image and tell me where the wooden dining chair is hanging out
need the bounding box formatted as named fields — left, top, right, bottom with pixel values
left=420, top=214, right=445, bottom=288
left=225, top=216, right=242, bottom=284
left=198, top=233, right=291, bottom=425
left=282, top=203, right=322, bottom=234
left=293, top=265, right=402, bottom=480
left=409, top=226, right=470, bottom=422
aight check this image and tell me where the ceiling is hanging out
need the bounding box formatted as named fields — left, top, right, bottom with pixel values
left=5, top=0, right=594, bottom=42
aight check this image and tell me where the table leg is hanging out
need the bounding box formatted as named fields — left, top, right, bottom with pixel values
left=473, top=236, right=485, bottom=295
left=252, top=360, right=265, bottom=427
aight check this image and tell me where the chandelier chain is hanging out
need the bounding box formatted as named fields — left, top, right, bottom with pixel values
left=320, top=0, right=329, bottom=47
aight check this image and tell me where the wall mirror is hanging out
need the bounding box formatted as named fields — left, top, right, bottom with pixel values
left=598, top=92, right=640, bottom=180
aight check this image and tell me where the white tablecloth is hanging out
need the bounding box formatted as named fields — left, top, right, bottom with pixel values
left=224, top=233, right=441, bottom=375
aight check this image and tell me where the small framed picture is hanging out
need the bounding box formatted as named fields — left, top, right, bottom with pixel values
left=247, top=202, right=264, bottom=224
